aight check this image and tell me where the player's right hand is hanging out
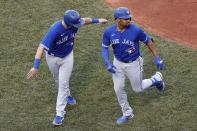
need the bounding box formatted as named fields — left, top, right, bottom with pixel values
left=26, top=68, right=38, bottom=79
left=107, top=64, right=116, bottom=73
left=154, top=56, right=164, bottom=70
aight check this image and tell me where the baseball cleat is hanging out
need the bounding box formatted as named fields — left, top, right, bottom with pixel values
left=52, top=115, right=64, bottom=126
left=116, top=113, right=134, bottom=124
left=151, top=72, right=165, bottom=91
left=67, top=96, right=77, bottom=105
left=66, top=96, right=77, bottom=110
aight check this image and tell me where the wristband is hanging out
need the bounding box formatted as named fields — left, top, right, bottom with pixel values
left=92, top=18, right=99, bottom=23
left=33, top=58, right=41, bottom=69
left=155, top=56, right=161, bottom=62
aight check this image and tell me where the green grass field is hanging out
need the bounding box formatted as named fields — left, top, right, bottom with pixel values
left=0, top=0, right=197, bottom=131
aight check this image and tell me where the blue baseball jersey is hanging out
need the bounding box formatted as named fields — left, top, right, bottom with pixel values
left=40, top=20, right=79, bottom=58
left=102, top=23, right=151, bottom=62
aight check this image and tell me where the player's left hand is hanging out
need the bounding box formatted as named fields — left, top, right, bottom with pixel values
left=107, top=64, right=116, bottom=73
left=154, top=56, right=164, bottom=70
left=99, top=19, right=108, bottom=24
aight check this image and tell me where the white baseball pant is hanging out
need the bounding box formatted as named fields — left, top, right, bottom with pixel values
left=112, top=56, right=153, bottom=116
left=45, top=51, right=74, bottom=117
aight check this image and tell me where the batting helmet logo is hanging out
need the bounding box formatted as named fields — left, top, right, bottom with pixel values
left=63, top=10, right=84, bottom=28
left=114, top=7, right=133, bottom=20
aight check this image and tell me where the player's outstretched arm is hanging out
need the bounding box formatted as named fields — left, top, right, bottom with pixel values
left=26, top=45, right=45, bottom=79
left=82, top=18, right=108, bottom=25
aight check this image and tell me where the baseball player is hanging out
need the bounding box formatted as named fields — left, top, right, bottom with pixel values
left=101, top=7, right=164, bottom=124
left=27, top=10, right=107, bottom=126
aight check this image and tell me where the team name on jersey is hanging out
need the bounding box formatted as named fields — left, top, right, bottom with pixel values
left=111, top=38, right=134, bottom=46
left=71, top=33, right=76, bottom=38
left=56, top=36, right=68, bottom=45
left=56, top=33, right=76, bottom=45
left=111, top=39, right=119, bottom=45
left=122, top=39, right=134, bottom=46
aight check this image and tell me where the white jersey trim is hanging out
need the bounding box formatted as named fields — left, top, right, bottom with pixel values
left=40, top=43, right=49, bottom=51
left=102, top=43, right=109, bottom=48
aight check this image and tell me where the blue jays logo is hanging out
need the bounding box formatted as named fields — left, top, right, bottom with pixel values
left=126, top=47, right=135, bottom=54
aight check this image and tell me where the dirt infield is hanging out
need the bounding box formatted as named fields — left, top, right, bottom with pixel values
left=105, top=0, right=197, bottom=48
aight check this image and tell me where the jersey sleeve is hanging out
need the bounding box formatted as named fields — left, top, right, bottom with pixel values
left=102, top=29, right=111, bottom=48
left=138, top=29, right=151, bottom=45
left=40, top=25, right=57, bottom=50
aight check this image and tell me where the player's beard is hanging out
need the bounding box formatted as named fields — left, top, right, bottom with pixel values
left=122, top=22, right=130, bottom=28
left=122, top=20, right=130, bottom=27
left=117, top=20, right=130, bottom=30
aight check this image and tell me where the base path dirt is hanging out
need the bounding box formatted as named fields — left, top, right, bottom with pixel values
left=105, top=0, right=197, bottom=48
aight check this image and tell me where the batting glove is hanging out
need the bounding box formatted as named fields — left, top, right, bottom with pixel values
left=107, top=64, right=116, bottom=73
left=154, top=56, right=164, bottom=70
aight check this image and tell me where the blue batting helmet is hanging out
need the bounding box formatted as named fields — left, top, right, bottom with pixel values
left=63, top=10, right=84, bottom=28
left=114, top=7, right=133, bottom=19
